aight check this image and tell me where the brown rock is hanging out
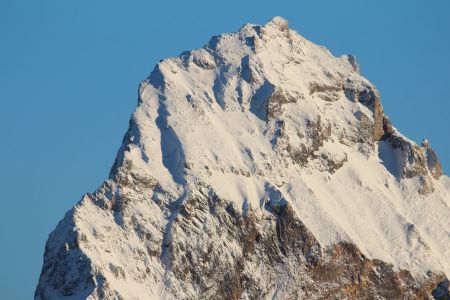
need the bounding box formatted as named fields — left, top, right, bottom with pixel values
left=422, top=139, right=443, bottom=179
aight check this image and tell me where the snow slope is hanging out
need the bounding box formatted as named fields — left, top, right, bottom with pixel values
left=36, top=17, right=450, bottom=299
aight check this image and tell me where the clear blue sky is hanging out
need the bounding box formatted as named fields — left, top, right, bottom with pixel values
left=1, top=1, right=449, bottom=299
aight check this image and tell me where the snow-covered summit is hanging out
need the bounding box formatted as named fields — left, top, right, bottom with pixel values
left=36, top=17, right=450, bottom=299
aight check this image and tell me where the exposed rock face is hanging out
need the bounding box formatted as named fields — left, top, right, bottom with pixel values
left=380, top=133, right=443, bottom=195
left=266, top=89, right=298, bottom=120
left=166, top=197, right=446, bottom=299
left=423, top=139, right=444, bottom=180
left=344, top=54, right=360, bottom=73
left=343, top=79, right=385, bottom=143
left=36, top=211, right=96, bottom=299
left=36, top=17, right=450, bottom=299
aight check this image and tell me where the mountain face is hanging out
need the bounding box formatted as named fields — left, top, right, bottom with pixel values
left=36, top=17, right=450, bottom=299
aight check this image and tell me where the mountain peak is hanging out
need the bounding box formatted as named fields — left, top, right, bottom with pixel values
left=36, top=17, right=450, bottom=300
left=266, top=16, right=289, bottom=31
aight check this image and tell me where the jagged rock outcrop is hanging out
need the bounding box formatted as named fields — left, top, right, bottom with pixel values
left=380, top=133, right=443, bottom=195
left=423, top=139, right=444, bottom=180
left=36, top=17, right=450, bottom=299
